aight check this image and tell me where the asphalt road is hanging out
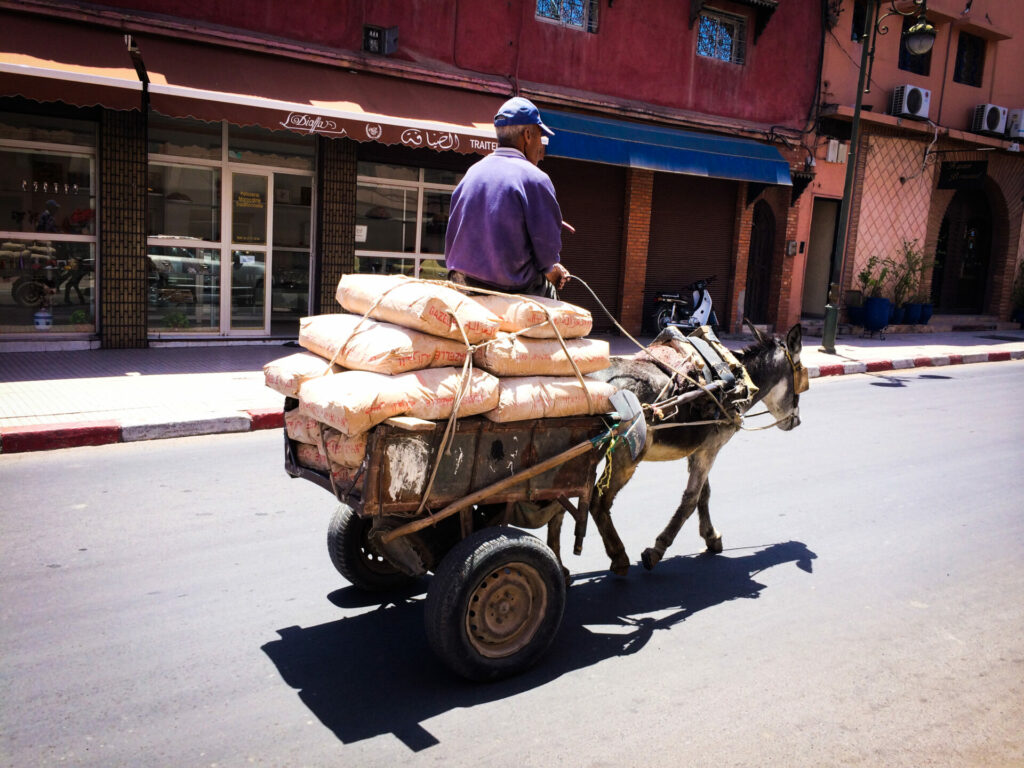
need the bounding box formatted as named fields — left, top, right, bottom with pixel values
left=2, top=361, right=1022, bottom=767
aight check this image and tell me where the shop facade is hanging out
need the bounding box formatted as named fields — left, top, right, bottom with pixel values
left=2, top=5, right=808, bottom=349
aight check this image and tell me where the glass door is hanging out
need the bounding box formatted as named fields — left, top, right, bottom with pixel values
left=228, top=172, right=269, bottom=332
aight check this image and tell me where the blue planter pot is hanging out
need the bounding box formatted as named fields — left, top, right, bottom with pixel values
left=863, top=297, right=891, bottom=333
left=891, top=304, right=906, bottom=325
left=847, top=305, right=865, bottom=326
left=903, top=302, right=923, bottom=324
left=919, top=303, right=933, bottom=325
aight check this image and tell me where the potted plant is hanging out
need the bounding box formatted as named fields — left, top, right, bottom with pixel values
left=903, top=293, right=925, bottom=325
left=857, top=255, right=890, bottom=334
left=885, top=239, right=933, bottom=325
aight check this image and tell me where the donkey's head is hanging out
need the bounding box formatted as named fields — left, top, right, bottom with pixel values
left=741, top=321, right=806, bottom=431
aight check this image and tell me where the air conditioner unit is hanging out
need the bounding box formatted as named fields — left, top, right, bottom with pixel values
left=1006, top=109, right=1024, bottom=140
left=889, top=84, right=931, bottom=119
left=972, top=103, right=1008, bottom=135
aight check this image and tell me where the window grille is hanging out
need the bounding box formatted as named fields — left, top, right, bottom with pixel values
left=697, top=10, right=747, bottom=64
left=536, top=0, right=599, bottom=33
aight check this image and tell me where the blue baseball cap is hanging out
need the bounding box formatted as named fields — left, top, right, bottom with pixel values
left=494, top=97, right=554, bottom=137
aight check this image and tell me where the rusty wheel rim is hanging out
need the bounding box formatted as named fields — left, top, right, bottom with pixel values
left=465, top=562, right=547, bottom=659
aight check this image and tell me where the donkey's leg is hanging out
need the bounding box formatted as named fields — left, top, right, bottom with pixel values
left=696, top=479, right=723, bottom=554
left=589, top=446, right=641, bottom=576
left=642, top=439, right=727, bottom=570
left=545, top=511, right=572, bottom=586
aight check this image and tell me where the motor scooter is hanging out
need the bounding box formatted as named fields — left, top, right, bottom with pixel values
left=651, top=276, right=719, bottom=332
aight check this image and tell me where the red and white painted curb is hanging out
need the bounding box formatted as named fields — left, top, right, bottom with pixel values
left=2, top=351, right=1021, bottom=453
left=808, top=349, right=1024, bottom=378
left=0, top=408, right=283, bottom=454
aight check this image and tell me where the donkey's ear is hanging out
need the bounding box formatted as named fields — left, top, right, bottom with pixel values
left=744, top=318, right=768, bottom=344
left=786, top=323, right=803, bottom=354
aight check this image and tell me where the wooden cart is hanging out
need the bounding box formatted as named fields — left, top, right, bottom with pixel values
left=283, top=390, right=645, bottom=681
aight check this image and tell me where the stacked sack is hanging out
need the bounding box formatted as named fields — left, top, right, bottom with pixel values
left=263, top=273, right=617, bottom=481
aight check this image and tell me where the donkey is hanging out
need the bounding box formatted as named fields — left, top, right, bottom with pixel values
left=557, top=322, right=804, bottom=576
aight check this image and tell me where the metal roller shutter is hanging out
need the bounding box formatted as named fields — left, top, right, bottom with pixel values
left=644, top=173, right=737, bottom=332
left=543, top=157, right=625, bottom=332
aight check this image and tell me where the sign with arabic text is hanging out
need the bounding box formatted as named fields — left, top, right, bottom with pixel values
left=278, top=112, right=490, bottom=156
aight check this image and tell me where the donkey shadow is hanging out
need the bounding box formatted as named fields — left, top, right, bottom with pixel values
left=261, top=540, right=816, bottom=752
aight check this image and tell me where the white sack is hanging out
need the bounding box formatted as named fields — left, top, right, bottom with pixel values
left=323, top=428, right=369, bottom=468
left=264, top=351, right=337, bottom=397
left=300, top=313, right=467, bottom=374
left=284, top=412, right=368, bottom=468
left=298, top=371, right=417, bottom=436
left=299, top=367, right=499, bottom=436
left=484, top=376, right=618, bottom=422
left=336, top=273, right=499, bottom=343
left=473, top=333, right=609, bottom=376
left=284, top=408, right=322, bottom=444
left=402, top=367, right=499, bottom=421
left=471, top=293, right=593, bottom=339
left=295, top=443, right=361, bottom=486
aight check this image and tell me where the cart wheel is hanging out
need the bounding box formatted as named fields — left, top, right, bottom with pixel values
left=327, top=504, right=416, bottom=592
left=425, top=528, right=566, bottom=681
left=13, top=278, right=46, bottom=308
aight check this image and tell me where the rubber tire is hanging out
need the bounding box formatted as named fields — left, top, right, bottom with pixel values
left=13, top=278, right=46, bottom=308
left=327, top=504, right=416, bottom=592
left=425, top=527, right=566, bottom=682
left=654, top=306, right=674, bottom=332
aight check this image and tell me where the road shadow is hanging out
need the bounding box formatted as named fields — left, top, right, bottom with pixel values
left=868, top=372, right=953, bottom=388
left=262, top=539, right=816, bottom=751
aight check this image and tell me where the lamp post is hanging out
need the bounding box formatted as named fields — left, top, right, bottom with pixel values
left=820, top=0, right=936, bottom=354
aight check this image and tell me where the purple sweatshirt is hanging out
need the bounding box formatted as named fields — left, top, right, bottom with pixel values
left=444, top=147, right=562, bottom=288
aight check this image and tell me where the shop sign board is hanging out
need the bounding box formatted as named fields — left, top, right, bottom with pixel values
left=278, top=111, right=492, bottom=156
left=937, top=160, right=987, bottom=190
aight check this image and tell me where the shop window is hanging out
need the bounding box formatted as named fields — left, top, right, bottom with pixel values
left=898, top=14, right=931, bottom=76
left=536, top=0, right=599, bottom=32
left=271, top=173, right=311, bottom=336
left=697, top=10, right=747, bottom=65
left=149, top=114, right=221, bottom=160
left=0, top=112, right=96, bottom=146
left=953, top=31, right=985, bottom=87
left=146, top=115, right=314, bottom=336
left=0, top=116, right=97, bottom=335
left=228, top=124, right=314, bottom=171
left=356, top=163, right=462, bottom=278
left=147, top=246, right=221, bottom=332
left=148, top=164, right=221, bottom=241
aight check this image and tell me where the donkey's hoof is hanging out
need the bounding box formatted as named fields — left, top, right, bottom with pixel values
left=610, top=554, right=630, bottom=577
left=706, top=535, right=724, bottom=555
left=641, top=548, right=662, bottom=570
left=561, top=566, right=573, bottom=587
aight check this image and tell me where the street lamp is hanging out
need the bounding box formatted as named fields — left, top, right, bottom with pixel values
left=820, top=0, right=936, bottom=354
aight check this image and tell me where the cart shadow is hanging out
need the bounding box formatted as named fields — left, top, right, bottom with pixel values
left=261, top=539, right=816, bottom=752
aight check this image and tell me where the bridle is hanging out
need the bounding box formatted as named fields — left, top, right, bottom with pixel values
left=783, top=343, right=809, bottom=395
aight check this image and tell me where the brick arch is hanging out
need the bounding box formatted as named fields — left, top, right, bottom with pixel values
left=980, top=174, right=1012, bottom=317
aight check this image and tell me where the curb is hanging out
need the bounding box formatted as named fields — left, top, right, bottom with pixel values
left=2, top=350, right=1021, bottom=454
left=0, top=407, right=285, bottom=455
left=807, top=349, right=1023, bottom=379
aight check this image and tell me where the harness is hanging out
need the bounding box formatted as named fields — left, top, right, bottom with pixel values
left=783, top=343, right=810, bottom=394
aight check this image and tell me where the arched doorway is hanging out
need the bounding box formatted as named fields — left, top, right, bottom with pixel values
left=931, top=190, right=992, bottom=314
left=744, top=200, right=775, bottom=324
